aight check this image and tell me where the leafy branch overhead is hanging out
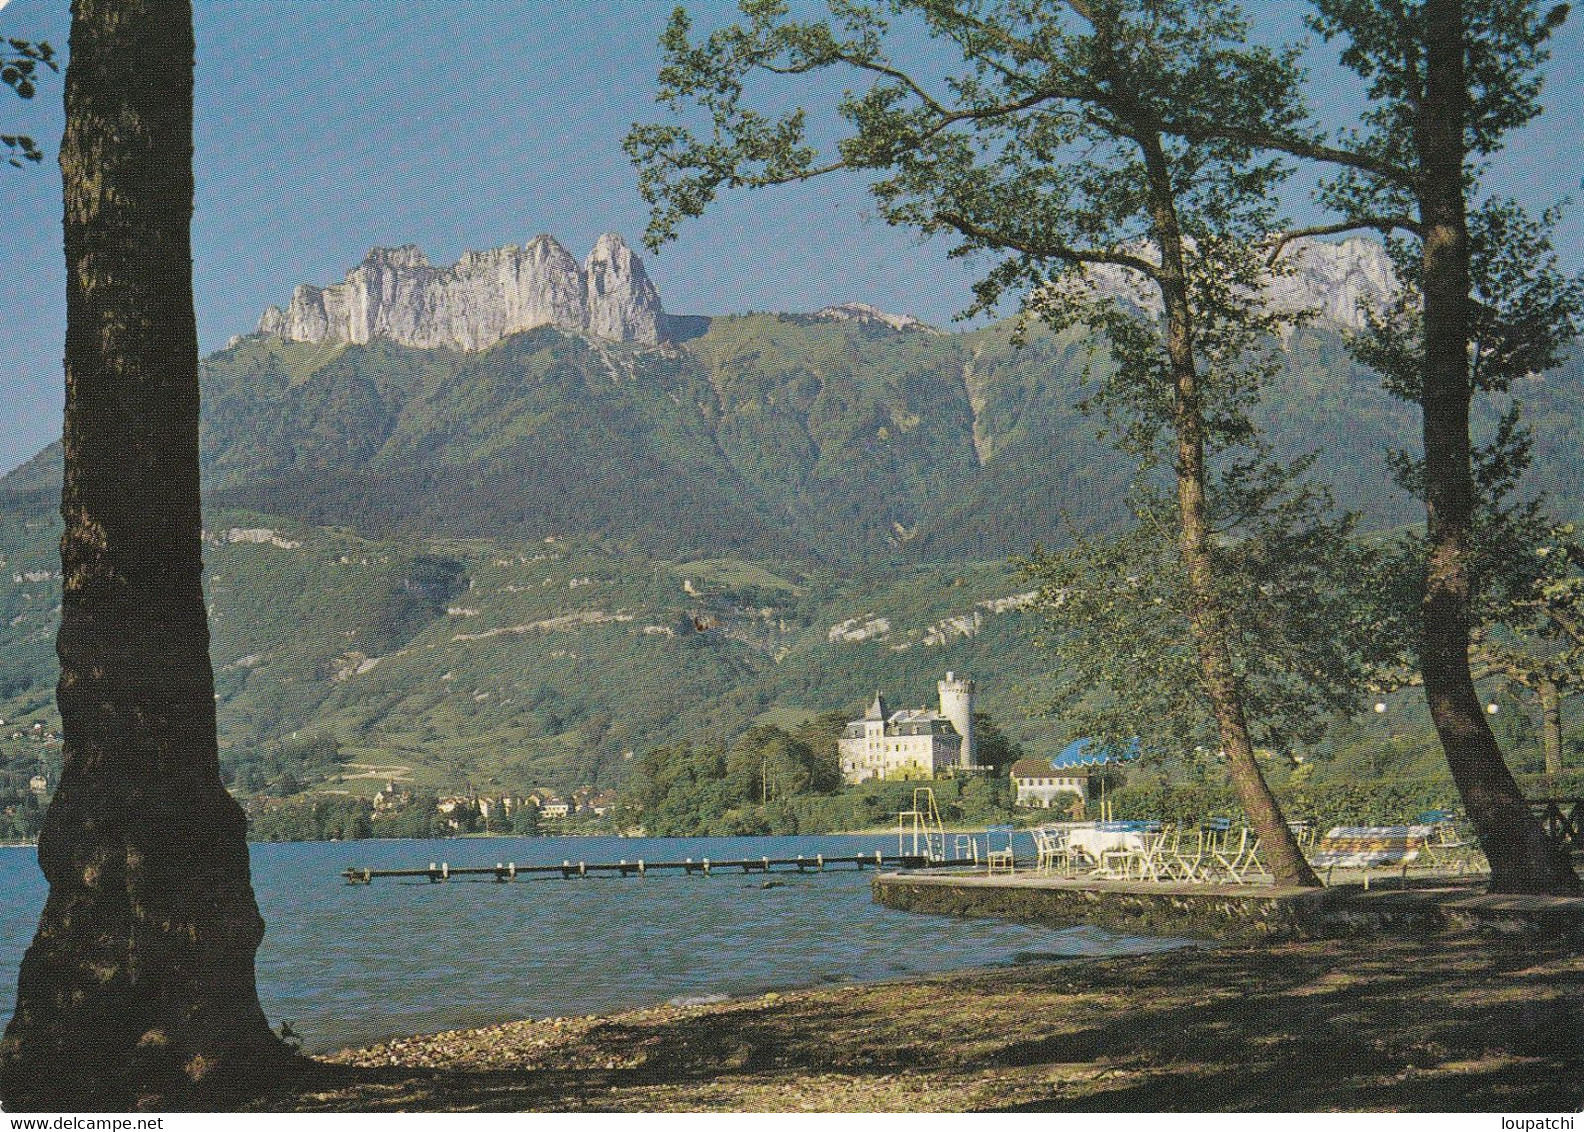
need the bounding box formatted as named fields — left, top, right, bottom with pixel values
left=627, top=1, right=1311, bottom=306
left=2, top=37, right=56, bottom=169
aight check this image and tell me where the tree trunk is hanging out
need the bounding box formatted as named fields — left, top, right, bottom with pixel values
left=1414, top=0, right=1577, bottom=893
left=0, top=0, right=291, bottom=1110
left=1137, top=133, right=1319, bottom=889
left=1539, top=679, right=1564, bottom=778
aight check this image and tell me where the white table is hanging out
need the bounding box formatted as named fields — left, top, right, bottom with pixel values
left=1066, top=826, right=1147, bottom=865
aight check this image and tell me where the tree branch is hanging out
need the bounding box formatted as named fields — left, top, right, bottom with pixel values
left=1162, top=118, right=1415, bottom=185
left=764, top=53, right=950, bottom=118
left=744, top=158, right=850, bottom=188
left=1265, top=217, right=1421, bottom=266
left=936, top=211, right=1162, bottom=280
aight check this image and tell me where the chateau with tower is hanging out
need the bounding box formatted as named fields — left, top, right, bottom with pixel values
left=838, top=672, right=981, bottom=783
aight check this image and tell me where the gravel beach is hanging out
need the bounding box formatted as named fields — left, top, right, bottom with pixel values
left=255, top=930, right=1584, bottom=1112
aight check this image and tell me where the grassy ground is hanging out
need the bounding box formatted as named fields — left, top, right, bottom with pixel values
left=255, top=931, right=1582, bottom=1112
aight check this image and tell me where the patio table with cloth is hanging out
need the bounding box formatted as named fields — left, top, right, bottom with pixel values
left=1066, top=825, right=1148, bottom=866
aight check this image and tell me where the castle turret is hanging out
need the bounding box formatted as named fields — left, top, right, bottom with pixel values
left=937, top=671, right=976, bottom=768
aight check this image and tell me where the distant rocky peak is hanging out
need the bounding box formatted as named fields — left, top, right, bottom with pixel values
left=1270, top=236, right=1398, bottom=330
left=587, top=231, right=635, bottom=262
left=361, top=245, right=430, bottom=270
left=585, top=236, right=664, bottom=346
left=256, top=233, right=667, bottom=350
left=1078, top=235, right=1398, bottom=332
left=815, top=301, right=938, bottom=333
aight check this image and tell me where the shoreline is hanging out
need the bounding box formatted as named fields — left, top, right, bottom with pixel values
left=259, top=929, right=1583, bottom=1113
left=240, top=828, right=998, bottom=846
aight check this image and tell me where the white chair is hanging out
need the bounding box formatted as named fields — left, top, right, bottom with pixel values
left=985, top=825, right=1016, bottom=875
left=1032, top=826, right=1072, bottom=875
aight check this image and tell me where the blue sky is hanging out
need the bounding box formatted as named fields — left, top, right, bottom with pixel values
left=1, top=1, right=1580, bottom=474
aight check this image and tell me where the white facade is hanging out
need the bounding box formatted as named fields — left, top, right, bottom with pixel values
left=1010, top=759, right=1090, bottom=808
left=838, top=676, right=979, bottom=784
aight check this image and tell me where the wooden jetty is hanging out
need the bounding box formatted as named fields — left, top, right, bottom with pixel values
left=341, top=850, right=951, bottom=885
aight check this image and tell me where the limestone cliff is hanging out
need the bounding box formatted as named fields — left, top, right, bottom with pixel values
left=257, top=233, right=665, bottom=349
left=1081, top=236, right=1398, bottom=331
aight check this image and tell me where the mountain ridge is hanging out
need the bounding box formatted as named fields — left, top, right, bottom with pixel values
left=3, top=240, right=1581, bottom=797
left=251, top=232, right=1400, bottom=358
left=256, top=232, right=668, bottom=349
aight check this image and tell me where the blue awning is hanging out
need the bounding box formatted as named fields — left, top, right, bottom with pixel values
left=1050, top=737, right=1140, bottom=769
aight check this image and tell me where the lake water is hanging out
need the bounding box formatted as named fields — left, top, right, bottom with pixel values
left=0, top=833, right=1186, bottom=1053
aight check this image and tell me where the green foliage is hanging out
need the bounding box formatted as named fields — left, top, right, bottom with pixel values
left=1349, top=199, right=1584, bottom=722
left=627, top=716, right=1020, bottom=835
left=225, top=732, right=346, bottom=797
left=1105, top=772, right=1458, bottom=831
left=1019, top=487, right=1394, bottom=758
left=369, top=795, right=450, bottom=839
left=0, top=792, right=45, bottom=841
left=2, top=37, right=55, bottom=168
left=971, top=711, right=1022, bottom=774
left=249, top=796, right=372, bottom=842
left=628, top=741, right=735, bottom=836
left=1302, top=0, right=1569, bottom=221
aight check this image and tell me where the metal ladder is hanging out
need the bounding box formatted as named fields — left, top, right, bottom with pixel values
left=896, top=786, right=947, bottom=862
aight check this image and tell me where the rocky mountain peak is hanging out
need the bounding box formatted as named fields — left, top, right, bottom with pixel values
left=814, top=301, right=938, bottom=333
left=1270, top=237, right=1397, bottom=330
left=362, top=245, right=430, bottom=270
left=1079, top=235, right=1398, bottom=332
left=256, top=232, right=667, bottom=350
left=584, top=234, right=664, bottom=344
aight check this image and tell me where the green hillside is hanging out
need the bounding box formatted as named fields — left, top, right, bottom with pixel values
left=2, top=313, right=1580, bottom=801
left=10, top=315, right=1582, bottom=561
left=0, top=512, right=1054, bottom=800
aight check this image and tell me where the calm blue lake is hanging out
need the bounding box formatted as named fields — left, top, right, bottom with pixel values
left=0, top=833, right=1184, bottom=1052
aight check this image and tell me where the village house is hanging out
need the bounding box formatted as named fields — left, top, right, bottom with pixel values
left=474, top=795, right=521, bottom=821
left=372, top=779, right=413, bottom=813
left=1011, top=738, right=1135, bottom=810
left=1009, top=759, right=1090, bottom=809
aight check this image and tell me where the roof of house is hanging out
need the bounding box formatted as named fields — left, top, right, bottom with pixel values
left=1010, top=758, right=1089, bottom=779
left=844, top=702, right=960, bottom=739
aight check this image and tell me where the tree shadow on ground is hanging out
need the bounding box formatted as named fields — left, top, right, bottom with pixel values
left=252, top=933, right=1584, bottom=1113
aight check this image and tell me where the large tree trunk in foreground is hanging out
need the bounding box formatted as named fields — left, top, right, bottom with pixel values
left=0, top=0, right=289, bottom=1110
left=1137, top=133, right=1319, bottom=889
left=1415, top=0, right=1577, bottom=894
